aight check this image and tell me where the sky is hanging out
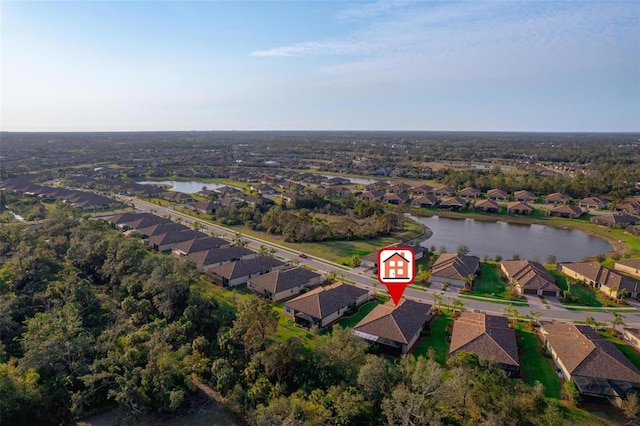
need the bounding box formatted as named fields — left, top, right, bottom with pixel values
left=1, top=0, right=639, bottom=132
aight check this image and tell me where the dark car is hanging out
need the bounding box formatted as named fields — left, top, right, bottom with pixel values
left=298, top=253, right=308, bottom=258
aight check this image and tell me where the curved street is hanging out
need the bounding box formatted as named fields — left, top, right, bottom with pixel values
left=118, top=195, right=640, bottom=327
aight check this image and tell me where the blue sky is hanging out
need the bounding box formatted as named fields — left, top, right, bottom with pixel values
left=1, top=1, right=639, bottom=132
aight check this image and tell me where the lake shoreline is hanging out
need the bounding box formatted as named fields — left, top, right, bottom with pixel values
left=410, top=209, right=619, bottom=260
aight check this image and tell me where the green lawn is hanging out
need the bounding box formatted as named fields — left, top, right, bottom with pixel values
left=468, top=263, right=523, bottom=301
left=335, top=300, right=383, bottom=329
left=515, top=326, right=561, bottom=398
left=413, top=314, right=451, bottom=365
left=551, top=270, right=619, bottom=307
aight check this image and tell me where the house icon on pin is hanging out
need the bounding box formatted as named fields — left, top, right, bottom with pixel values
left=383, top=252, right=411, bottom=280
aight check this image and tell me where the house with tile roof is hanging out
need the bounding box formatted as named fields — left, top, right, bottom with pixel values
left=560, top=262, right=639, bottom=299
left=434, top=186, right=457, bottom=198
left=283, top=283, right=370, bottom=328
left=247, top=267, right=323, bottom=302
left=438, top=196, right=467, bottom=211
left=579, top=197, right=609, bottom=210
left=459, top=187, right=481, bottom=199
left=352, top=299, right=432, bottom=356
left=506, top=201, right=533, bottom=215
left=615, top=259, right=640, bottom=279
left=546, top=192, right=570, bottom=205
left=449, top=312, right=520, bottom=375
left=539, top=321, right=640, bottom=404
left=487, top=188, right=508, bottom=201
left=548, top=205, right=583, bottom=219
left=411, top=194, right=438, bottom=208
left=474, top=199, right=500, bottom=213
left=500, top=260, right=560, bottom=297
left=430, top=253, right=480, bottom=287
left=207, top=256, right=285, bottom=288
left=513, top=190, right=536, bottom=202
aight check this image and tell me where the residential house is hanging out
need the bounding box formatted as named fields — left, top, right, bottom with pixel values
left=579, top=197, right=609, bottom=210
left=590, top=214, right=640, bottom=229
left=487, top=188, right=508, bottom=201
left=513, top=190, right=536, bottom=202
left=352, top=299, right=433, bottom=356
left=506, top=201, right=534, bottom=215
left=207, top=256, right=285, bottom=288
left=162, top=191, right=194, bottom=203
left=388, top=182, right=412, bottom=193
left=615, top=259, right=640, bottom=279
left=449, top=312, right=520, bottom=375
left=411, top=194, right=438, bottom=208
left=105, top=212, right=169, bottom=230
left=539, top=321, right=640, bottom=405
left=283, top=283, right=370, bottom=328
left=187, top=246, right=257, bottom=271
left=247, top=267, right=323, bottom=301
left=113, top=214, right=172, bottom=231
left=135, top=222, right=189, bottom=238
left=616, top=201, right=640, bottom=214
left=362, top=251, right=379, bottom=268
left=188, top=201, right=220, bottom=214
left=147, top=230, right=208, bottom=252
left=359, top=191, right=385, bottom=202
left=560, top=262, right=639, bottom=299
left=434, top=186, right=456, bottom=198
left=623, top=328, right=640, bottom=352
left=430, top=253, right=480, bottom=287
left=548, top=205, right=583, bottom=219
left=411, top=184, right=434, bottom=195
left=383, top=192, right=410, bottom=205
left=474, top=199, right=500, bottom=213
left=500, top=260, right=560, bottom=297
left=459, top=187, right=481, bottom=199
left=438, top=197, right=467, bottom=211
left=546, top=192, right=570, bottom=205
left=172, top=237, right=230, bottom=256
left=244, top=195, right=275, bottom=207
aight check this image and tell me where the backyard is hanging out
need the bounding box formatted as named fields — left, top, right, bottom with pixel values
left=413, top=314, right=452, bottom=365
left=515, top=325, right=561, bottom=398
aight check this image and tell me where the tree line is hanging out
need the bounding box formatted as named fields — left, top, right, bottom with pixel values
left=0, top=215, right=576, bottom=424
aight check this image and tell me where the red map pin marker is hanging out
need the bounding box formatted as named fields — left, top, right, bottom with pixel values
left=377, top=247, right=416, bottom=306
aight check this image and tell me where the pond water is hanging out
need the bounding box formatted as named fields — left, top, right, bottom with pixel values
left=320, top=174, right=386, bottom=185
left=411, top=215, right=612, bottom=262
left=138, top=181, right=235, bottom=194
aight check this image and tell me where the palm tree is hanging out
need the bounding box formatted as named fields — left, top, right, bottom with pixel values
left=462, top=273, right=477, bottom=290
left=432, top=293, right=443, bottom=313
left=504, top=306, right=519, bottom=327
left=610, top=312, right=626, bottom=335
left=584, top=315, right=597, bottom=329
left=531, top=311, right=542, bottom=325
left=450, top=299, right=466, bottom=318
left=617, top=288, right=630, bottom=303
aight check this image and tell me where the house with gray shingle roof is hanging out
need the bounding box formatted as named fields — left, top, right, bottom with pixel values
left=449, top=312, right=520, bottom=375
left=615, top=259, right=640, bottom=279
left=283, top=283, right=369, bottom=328
left=187, top=246, right=257, bottom=271
left=247, top=267, right=323, bottom=301
left=540, top=321, right=640, bottom=404
left=500, top=260, right=560, bottom=297
left=172, top=237, right=230, bottom=256
left=352, top=299, right=432, bottom=356
left=207, top=256, right=285, bottom=288
left=147, top=230, right=208, bottom=252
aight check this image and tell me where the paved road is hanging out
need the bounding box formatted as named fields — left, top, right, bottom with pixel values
left=118, top=196, right=640, bottom=326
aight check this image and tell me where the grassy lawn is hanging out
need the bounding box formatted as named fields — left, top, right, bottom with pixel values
left=335, top=300, right=383, bottom=329
left=468, top=262, right=523, bottom=301
left=551, top=270, right=620, bottom=307
left=413, top=314, right=451, bottom=365
left=515, top=326, right=561, bottom=398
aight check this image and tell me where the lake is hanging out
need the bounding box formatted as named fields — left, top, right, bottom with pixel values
left=138, top=181, right=236, bottom=194
left=411, top=215, right=612, bottom=262
left=320, top=174, right=386, bottom=185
